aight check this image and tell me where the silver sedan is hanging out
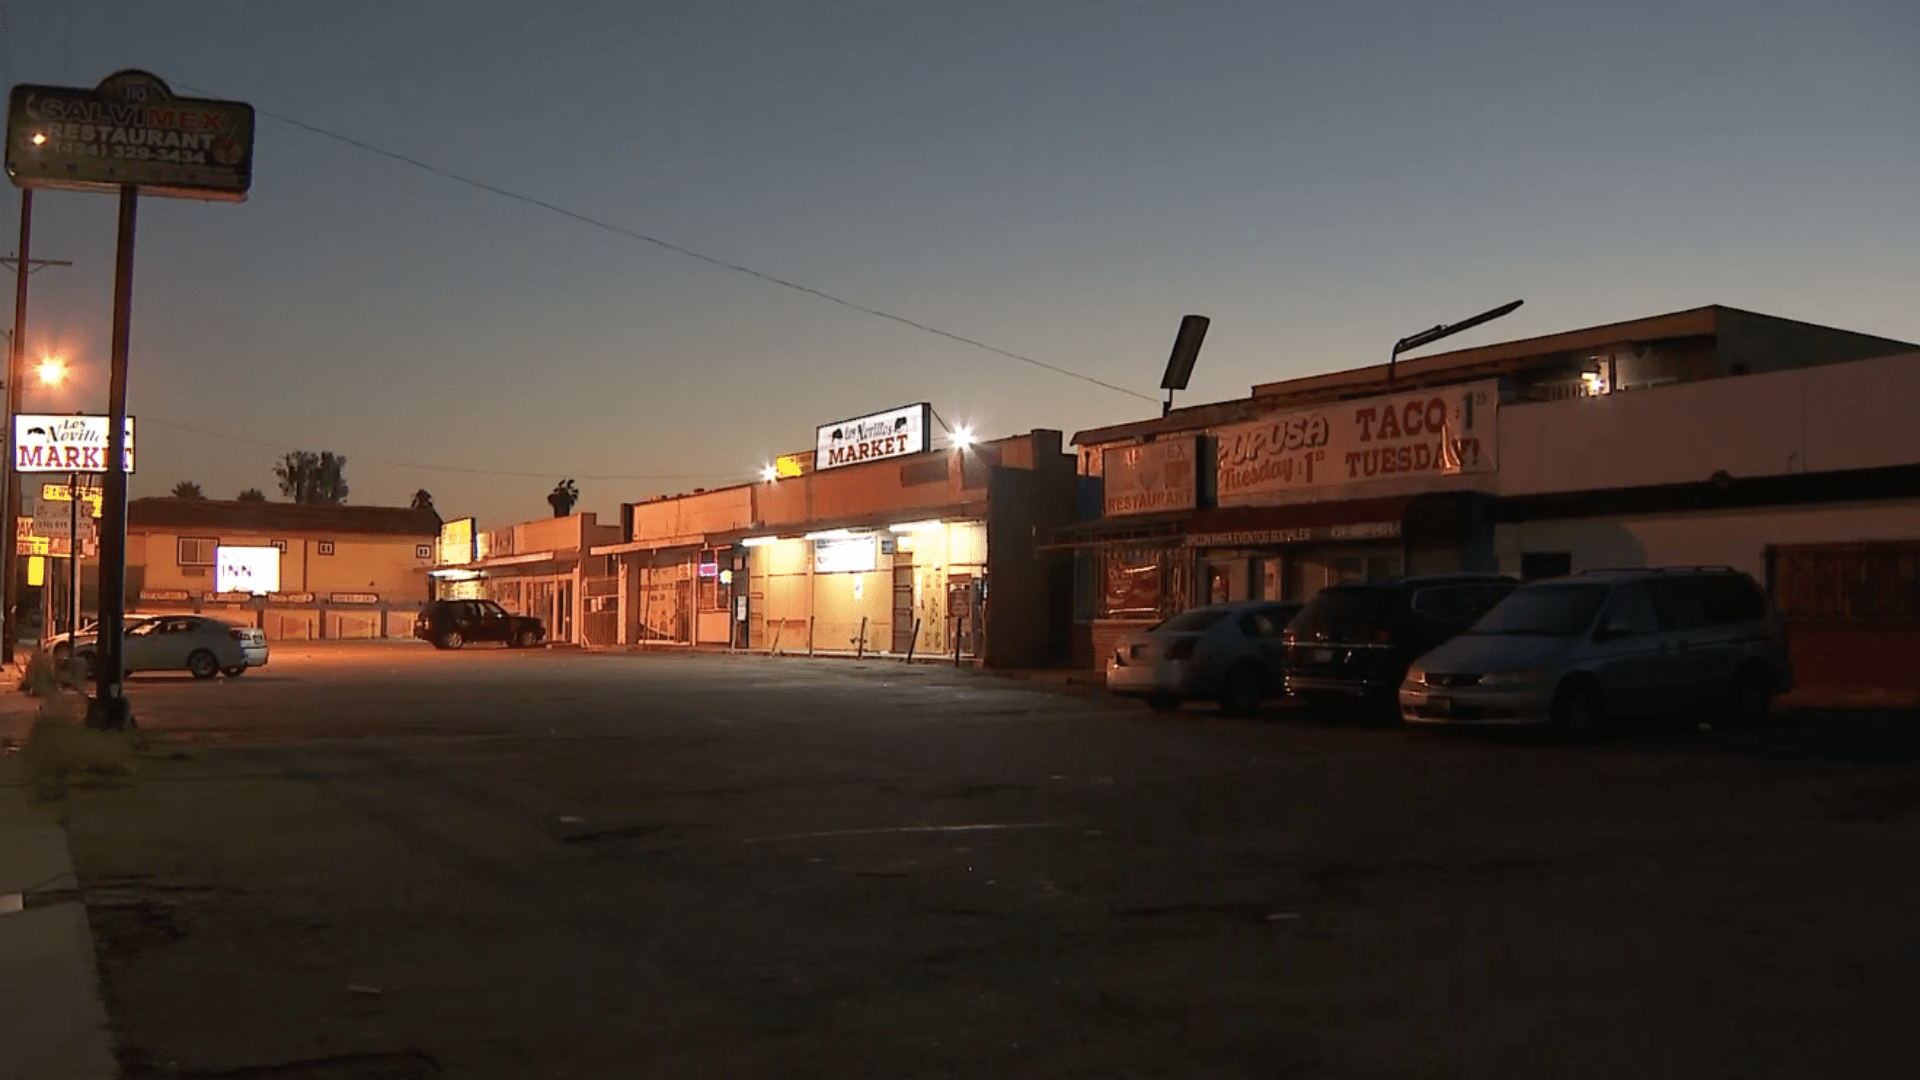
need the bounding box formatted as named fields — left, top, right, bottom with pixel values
left=76, top=615, right=250, bottom=680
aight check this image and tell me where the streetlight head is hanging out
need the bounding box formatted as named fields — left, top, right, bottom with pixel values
left=760, top=464, right=779, bottom=483
left=36, top=358, right=66, bottom=386
left=951, top=425, right=976, bottom=451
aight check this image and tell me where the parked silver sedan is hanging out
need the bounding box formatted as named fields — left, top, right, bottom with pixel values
left=75, top=615, right=250, bottom=680
left=1106, top=601, right=1302, bottom=715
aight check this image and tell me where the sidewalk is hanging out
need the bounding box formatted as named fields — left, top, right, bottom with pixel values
left=0, top=684, right=120, bottom=1080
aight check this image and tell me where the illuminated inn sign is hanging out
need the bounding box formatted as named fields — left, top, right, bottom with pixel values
left=815, top=403, right=931, bottom=470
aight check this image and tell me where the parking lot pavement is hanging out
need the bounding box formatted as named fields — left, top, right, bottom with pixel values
left=52, top=646, right=1920, bottom=1077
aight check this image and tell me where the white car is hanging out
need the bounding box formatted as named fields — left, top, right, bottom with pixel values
left=73, top=615, right=252, bottom=680
left=1107, top=601, right=1302, bottom=715
left=46, top=612, right=164, bottom=665
left=232, top=626, right=269, bottom=672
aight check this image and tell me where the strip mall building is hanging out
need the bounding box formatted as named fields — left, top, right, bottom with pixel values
left=592, top=406, right=1082, bottom=667
left=1055, top=305, right=1920, bottom=700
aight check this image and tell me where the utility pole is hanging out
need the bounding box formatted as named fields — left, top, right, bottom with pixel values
left=1, top=199, right=76, bottom=663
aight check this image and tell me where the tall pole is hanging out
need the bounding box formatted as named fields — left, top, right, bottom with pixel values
left=2, top=189, right=32, bottom=664
left=69, top=471, right=79, bottom=637
left=88, top=187, right=138, bottom=730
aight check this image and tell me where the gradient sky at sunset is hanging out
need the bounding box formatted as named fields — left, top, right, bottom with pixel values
left=5, top=1, right=1916, bottom=526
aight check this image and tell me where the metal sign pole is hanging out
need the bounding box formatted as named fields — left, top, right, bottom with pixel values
left=2, top=188, right=31, bottom=664
left=87, top=186, right=137, bottom=730
left=68, top=471, right=78, bottom=637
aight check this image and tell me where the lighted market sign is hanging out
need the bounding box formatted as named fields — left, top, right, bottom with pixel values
left=814, top=403, right=930, bottom=471
left=12, top=414, right=135, bottom=473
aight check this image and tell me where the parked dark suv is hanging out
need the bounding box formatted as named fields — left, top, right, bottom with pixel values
left=1282, top=573, right=1518, bottom=717
left=415, top=599, right=546, bottom=650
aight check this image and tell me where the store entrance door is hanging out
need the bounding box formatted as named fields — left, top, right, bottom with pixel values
left=892, top=559, right=916, bottom=654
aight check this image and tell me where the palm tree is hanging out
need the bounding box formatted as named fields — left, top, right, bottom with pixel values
left=411, top=489, right=435, bottom=513
left=274, top=450, right=349, bottom=505
left=547, top=479, right=579, bottom=517
left=236, top=488, right=267, bottom=502
left=171, top=481, right=205, bottom=499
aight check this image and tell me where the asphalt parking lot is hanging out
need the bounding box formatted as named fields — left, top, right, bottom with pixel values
left=49, top=643, right=1920, bottom=1078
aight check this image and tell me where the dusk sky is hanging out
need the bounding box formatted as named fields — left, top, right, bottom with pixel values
left=4, top=0, right=1915, bottom=528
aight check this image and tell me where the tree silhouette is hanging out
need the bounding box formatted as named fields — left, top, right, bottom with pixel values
left=547, top=479, right=579, bottom=518
left=274, top=451, right=349, bottom=505
left=170, top=481, right=205, bottom=499
left=236, top=488, right=267, bottom=502
left=411, top=489, right=435, bottom=513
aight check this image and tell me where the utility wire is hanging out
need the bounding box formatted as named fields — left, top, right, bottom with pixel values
left=195, top=90, right=1157, bottom=404
left=139, top=415, right=750, bottom=483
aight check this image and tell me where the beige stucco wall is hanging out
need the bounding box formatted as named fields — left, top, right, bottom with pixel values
left=1499, top=350, right=1920, bottom=496
left=135, top=529, right=432, bottom=602
left=1494, top=498, right=1920, bottom=581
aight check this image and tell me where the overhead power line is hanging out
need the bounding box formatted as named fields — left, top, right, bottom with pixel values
left=139, top=415, right=750, bottom=483
left=188, top=88, right=1157, bottom=404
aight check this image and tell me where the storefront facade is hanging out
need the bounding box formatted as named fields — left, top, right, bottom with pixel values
left=1058, top=305, right=1919, bottom=682
left=597, top=421, right=1081, bottom=668
left=431, top=513, right=621, bottom=646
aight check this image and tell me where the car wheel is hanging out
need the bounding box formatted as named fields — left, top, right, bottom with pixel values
left=1551, top=678, right=1604, bottom=742
left=513, top=628, right=538, bottom=649
left=1145, top=692, right=1182, bottom=713
left=1724, top=664, right=1773, bottom=729
left=222, top=665, right=246, bottom=678
left=1217, top=664, right=1265, bottom=717
left=440, top=630, right=464, bottom=651
left=187, top=649, right=220, bottom=680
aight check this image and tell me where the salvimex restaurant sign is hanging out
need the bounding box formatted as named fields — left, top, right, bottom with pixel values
left=6, top=70, right=255, bottom=200
left=815, top=403, right=931, bottom=470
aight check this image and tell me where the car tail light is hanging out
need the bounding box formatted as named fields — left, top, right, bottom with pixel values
left=1361, top=626, right=1395, bottom=644
left=230, top=629, right=245, bottom=641
left=1166, top=638, right=1197, bottom=660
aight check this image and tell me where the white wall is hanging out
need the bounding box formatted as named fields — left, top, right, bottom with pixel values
left=1499, top=351, right=1920, bottom=496
left=1495, top=499, right=1920, bottom=580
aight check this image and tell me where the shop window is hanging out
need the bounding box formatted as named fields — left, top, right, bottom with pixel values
left=1103, top=547, right=1163, bottom=619
left=1521, top=552, right=1573, bottom=581
left=317, top=540, right=336, bottom=556
left=698, top=576, right=724, bottom=611
left=271, top=539, right=289, bottom=553
left=177, top=537, right=217, bottom=566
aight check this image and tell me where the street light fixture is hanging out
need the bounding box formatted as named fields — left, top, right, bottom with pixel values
left=950, top=425, right=976, bottom=451
left=37, top=355, right=65, bottom=385
left=1388, top=299, right=1524, bottom=382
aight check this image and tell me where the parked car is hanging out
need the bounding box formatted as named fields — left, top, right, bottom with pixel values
left=74, top=615, right=250, bottom=680
left=46, top=612, right=163, bottom=665
left=1282, top=574, right=1518, bottom=718
left=1107, top=601, right=1303, bottom=714
left=414, top=599, right=546, bottom=650
left=1400, top=567, right=1793, bottom=737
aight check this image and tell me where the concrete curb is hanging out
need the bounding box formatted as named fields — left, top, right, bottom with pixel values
left=1, top=748, right=119, bottom=1080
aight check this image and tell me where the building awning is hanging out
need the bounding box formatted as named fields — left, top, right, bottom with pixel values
left=595, top=503, right=989, bottom=557
left=1181, top=496, right=1412, bottom=548
left=1035, top=511, right=1191, bottom=551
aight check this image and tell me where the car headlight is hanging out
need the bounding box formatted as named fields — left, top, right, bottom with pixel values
left=1403, top=664, right=1427, bottom=686
left=1480, top=669, right=1548, bottom=686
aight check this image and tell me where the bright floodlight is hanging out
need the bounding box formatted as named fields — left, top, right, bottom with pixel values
left=36, top=358, right=66, bottom=385
left=951, top=425, right=975, bottom=450
left=760, top=464, right=779, bottom=482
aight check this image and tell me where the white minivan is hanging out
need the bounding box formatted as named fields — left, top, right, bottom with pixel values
left=1400, top=568, right=1794, bottom=736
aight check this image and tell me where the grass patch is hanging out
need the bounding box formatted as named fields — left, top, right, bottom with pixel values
left=18, top=700, right=137, bottom=801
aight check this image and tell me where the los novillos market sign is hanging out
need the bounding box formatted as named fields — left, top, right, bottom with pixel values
left=815, top=403, right=931, bottom=471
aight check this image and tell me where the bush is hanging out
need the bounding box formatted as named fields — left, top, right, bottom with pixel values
left=19, top=652, right=59, bottom=697
left=18, top=706, right=136, bottom=800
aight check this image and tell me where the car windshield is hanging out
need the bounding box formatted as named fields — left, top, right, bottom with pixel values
left=1155, top=608, right=1231, bottom=633
left=1468, top=583, right=1610, bottom=636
